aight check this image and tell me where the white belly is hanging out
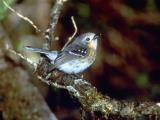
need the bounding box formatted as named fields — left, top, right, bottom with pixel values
left=57, top=59, right=92, bottom=74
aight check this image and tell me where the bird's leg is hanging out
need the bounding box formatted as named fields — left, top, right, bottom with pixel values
left=47, top=65, right=56, bottom=73
left=72, top=73, right=82, bottom=79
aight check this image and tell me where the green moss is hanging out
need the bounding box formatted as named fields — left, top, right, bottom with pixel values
left=79, top=88, right=109, bottom=113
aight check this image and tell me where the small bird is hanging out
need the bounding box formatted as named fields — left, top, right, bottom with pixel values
left=25, top=32, right=99, bottom=74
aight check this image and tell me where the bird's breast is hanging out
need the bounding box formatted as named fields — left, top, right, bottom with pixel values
left=57, top=55, right=95, bottom=74
left=56, top=48, right=96, bottom=74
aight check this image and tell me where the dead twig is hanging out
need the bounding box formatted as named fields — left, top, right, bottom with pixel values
left=7, top=49, right=37, bottom=68
left=61, top=16, right=78, bottom=51
left=44, top=0, right=67, bottom=50
left=2, top=0, right=41, bottom=32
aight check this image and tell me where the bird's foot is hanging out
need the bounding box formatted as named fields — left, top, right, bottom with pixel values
left=72, top=73, right=82, bottom=79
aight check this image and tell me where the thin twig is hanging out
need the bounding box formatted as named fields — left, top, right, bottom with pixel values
left=61, top=16, right=78, bottom=51
left=1, top=50, right=58, bottom=120
left=2, top=0, right=41, bottom=33
left=44, top=0, right=66, bottom=50
left=7, top=49, right=37, bottom=68
left=37, top=75, right=66, bottom=89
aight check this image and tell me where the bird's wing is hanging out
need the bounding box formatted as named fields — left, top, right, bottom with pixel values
left=54, top=44, right=88, bottom=66
left=67, top=44, right=88, bottom=57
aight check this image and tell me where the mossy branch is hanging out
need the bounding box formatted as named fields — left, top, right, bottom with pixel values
left=36, top=60, right=160, bottom=119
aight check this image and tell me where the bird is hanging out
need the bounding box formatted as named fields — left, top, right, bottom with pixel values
left=25, top=32, right=99, bottom=74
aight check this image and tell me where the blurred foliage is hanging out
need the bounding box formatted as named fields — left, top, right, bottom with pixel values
left=77, top=3, right=90, bottom=18
left=147, top=0, right=157, bottom=11
left=0, top=0, right=15, bottom=20
left=135, top=73, right=149, bottom=88
left=119, top=5, right=135, bottom=18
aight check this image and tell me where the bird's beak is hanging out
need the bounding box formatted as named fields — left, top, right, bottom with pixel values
left=93, top=34, right=100, bottom=40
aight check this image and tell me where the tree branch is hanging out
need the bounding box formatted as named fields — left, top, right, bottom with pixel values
left=61, top=16, right=78, bottom=51
left=44, top=0, right=66, bottom=50
left=2, top=0, right=41, bottom=32
left=0, top=24, right=57, bottom=120
left=36, top=60, right=160, bottom=119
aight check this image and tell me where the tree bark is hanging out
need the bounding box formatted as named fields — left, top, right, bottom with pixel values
left=0, top=24, right=57, bottom=120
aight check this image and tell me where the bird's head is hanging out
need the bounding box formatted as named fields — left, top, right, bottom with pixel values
left=74, top=32, right=100, bottom=50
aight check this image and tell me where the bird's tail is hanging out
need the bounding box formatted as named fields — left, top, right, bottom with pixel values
left=25, top=46, right=48, bottom=53
left=25, top=46, right=58, bottom=64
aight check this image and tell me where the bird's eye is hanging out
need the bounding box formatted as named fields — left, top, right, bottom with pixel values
left=86, top=38, right=90, bottom=42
